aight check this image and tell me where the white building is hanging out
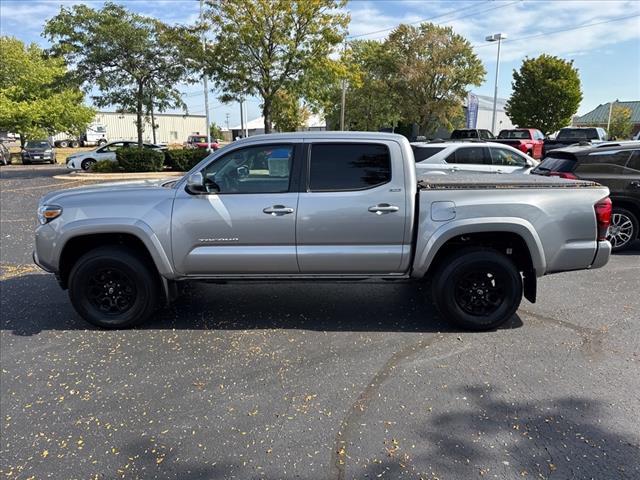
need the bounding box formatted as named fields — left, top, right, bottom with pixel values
left=465, top=94, right=515, bottom=133
left=230, top=113, right=326, bottom=138
left=54, top=111, right=208, bottom=145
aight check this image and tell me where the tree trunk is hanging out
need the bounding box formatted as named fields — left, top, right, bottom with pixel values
left=263, top=97, right=272, bottom=134
left=136, top=81, right=144, bottom=148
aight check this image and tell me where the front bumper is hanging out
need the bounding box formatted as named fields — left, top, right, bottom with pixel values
left=590, top=240, right=612, bottom=269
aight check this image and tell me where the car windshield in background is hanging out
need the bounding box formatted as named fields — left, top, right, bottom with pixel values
left=192, top=137, right=208, bottom=143
left=557, top=129, right=597, bottom=140
left=533, top=156, right=576, bottom=173
left=412, top=146, right=445, bottom=161
left=498, top=130, right=529, bottom=139
left=26, top=141, right=50, bottom=148
left=451, top=130, right=477, bottom=139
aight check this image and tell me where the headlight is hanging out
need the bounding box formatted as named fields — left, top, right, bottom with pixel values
left=37, top=205, right=63, bottom=225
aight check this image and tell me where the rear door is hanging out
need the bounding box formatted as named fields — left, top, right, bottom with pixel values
left=296, top=141, right=408, bottom=274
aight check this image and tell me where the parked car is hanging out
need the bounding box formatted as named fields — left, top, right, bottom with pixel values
left=411, top=141, right=538, bottom=174
left=185, top=135, right=220, bottom=150
left=543, top=127, right=608, bottom=157
left=35, top=132, right=611, bottom=331
left=532, top=141, right=640, bottom=252
left=0, top=142, right=10, bottom=166
left=493, top=128, right=545, bottom=159
left=66, top=141, right=164, bottom=171
left=21, top=139, right=56, bottom=164
left=450, top=129, right=495, bottom=140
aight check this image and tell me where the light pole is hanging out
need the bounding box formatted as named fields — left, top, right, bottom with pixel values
left=200, top=0, right=212, bottom=152
left=485, top=33, right=507, bottom=135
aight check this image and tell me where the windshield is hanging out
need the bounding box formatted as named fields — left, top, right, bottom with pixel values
left=498, top=130, right=530, bottom=139
left=191, top=136, right=208, bottom=143
left=557, top=128, right=598, bottom=140
left=450, top=130, right=478, bottom=139
left=25, top=141, right=50, bottom=149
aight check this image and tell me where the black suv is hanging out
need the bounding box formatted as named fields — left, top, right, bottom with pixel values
left=450, top=129, right=495, bottom=140
left=532, top=142, right=640, bottom=252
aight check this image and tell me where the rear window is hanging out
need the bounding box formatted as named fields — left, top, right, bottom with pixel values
left=533, top=156, right=576, bottom=173
left=450, top=130, right=478, bottom=139
left=498, top=130, right=530, bottom=139
left=575, top=150, right=633, bottom=174
left=309, top=143, right=391, bottom=191
left=557, top=128, right=598, bottom=140
left=412, top=146, right=445, bottom=162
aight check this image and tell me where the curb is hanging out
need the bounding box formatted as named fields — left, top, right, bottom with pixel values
left=52, top=171, right=185, bottom=181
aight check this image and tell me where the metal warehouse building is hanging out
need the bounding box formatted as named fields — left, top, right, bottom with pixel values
left=94, top=111, right=207, bottom=145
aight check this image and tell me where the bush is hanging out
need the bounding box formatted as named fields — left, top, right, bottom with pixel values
left=164, top=149, right=210, bottom=171
left=90, top=160, right=119, bottom=173
left=116, top=148, right=164, bottom=172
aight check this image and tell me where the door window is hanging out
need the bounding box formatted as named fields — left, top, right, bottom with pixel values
left=490, top=147, right=527, bottom=166
left=447, top=146, right=491, bottom=165
left=624, top=151, right=640, bottom=173
left=575, top=151, right=632, bottom=174
left=202, top=144, right=293, bottom=193
left=308, top=143, right=391, bottom=191
left=100, top=142, right=125, bottom=153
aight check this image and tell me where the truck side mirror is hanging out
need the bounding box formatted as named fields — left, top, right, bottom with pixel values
left=186, top=172, right=206, bottom=194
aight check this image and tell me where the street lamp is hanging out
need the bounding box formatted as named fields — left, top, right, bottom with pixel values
left=486, top=33, right=507, bottom=135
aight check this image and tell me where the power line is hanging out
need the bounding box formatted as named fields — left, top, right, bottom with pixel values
left=348, top=0, right=518, bottom=39
left=471, top=12, right=640, bottom=49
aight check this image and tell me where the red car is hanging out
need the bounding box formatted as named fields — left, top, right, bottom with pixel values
left=185, top=135, right=220, bottom=150
left=493, top=128, right=545, bottom=159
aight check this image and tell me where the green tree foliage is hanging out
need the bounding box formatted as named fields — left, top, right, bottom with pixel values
left=324, top=40, right=401, bottom=131
left=210, top=122, right=224, bottom=140
left=205, top=0, right=349, bottom=133
left=271, top=90, right=310, bottom=132
left=44, top=2, right=197, bottom=147
left=608, top=105, right=633, bottom=140
left=505, top=54, right=582, bottom=135
left=386, top=24, right=485, bottom=136
left=0, top=36, right=95, bottom=145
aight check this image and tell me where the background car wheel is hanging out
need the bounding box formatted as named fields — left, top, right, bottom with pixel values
left=70, top=141, right=79, bottom=148
left=58, top=140, right=69, bottom=148
left=68, top=246, right=159, bottom=328
left=22, top=159, right=31, bottom=165
left=98, top=139, right=107, bottom=146
left=608, top=208, right=638, bottom=252
left=430, top=248, right=522, bottom=331
left=81, top=158, right=96, bottom=171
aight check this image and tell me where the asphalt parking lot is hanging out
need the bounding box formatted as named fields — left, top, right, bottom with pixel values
left=1, top=165, right=639, bottom=480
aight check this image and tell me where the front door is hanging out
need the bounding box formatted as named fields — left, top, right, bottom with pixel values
left=171, top=143, right=301, bottom=275
left=296, top=141, right=408, bottom=274
left=489, top=146, right=530, bottom=174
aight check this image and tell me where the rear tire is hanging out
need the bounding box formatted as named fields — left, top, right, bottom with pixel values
left=68, top=246, right=159, bottom=328
left=608, top=207, right=638, bottom=252
left=81, top=158, right=96, bottom=171
left=59, top=140, right=69, bottom=148
left=431, top=248, right=522, bottom=331
left=70, top=141, right=79, bottom=148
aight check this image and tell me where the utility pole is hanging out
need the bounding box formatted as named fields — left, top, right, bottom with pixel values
left=340, top=40, right=347, bottom=131
left=225, top=113, right=230, bottom=130
left=486, top=33, right=507, bottom=135
left=239, top=99, right=245, bottom=139
left=200, top=0, right=212, bottom=152
left=150, top=103, right=156, bottom=145
left=243, top=101, right=249, bottom=137
left=607, top=100, right=616, bottom=134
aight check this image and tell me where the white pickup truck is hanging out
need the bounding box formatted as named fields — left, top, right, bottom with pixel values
left=34, top=132, right=612, bottom=331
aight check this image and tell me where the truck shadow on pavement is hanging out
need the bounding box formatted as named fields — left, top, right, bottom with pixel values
left=1, top=275, right=523, bottom=336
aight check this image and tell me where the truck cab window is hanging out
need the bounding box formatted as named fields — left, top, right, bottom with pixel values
left=308, top=143, right=391, bottom=191
left=201, top=144, right=293, bottom=193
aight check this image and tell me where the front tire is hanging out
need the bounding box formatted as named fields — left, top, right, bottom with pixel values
left=81, top=158, right=96, bottom=171
left=431, top=248, right=522, bottom=331
left=608, top=207, right=638, bottom=252
left=68, top=246, right=159, bottom=328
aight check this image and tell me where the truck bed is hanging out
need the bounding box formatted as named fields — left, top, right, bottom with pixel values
left=417, top=173, right=600, bottom=190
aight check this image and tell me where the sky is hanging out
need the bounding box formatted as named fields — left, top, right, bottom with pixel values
left=1, top=0, right=639, bottom=129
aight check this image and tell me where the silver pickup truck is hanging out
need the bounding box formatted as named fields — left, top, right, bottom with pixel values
left=34, top=132, right=612, bottom=331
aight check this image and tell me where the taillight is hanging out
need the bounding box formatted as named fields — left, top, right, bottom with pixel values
left=594, top=197, right=612, bottom=241
left=549, top=171, right=578, bottom=179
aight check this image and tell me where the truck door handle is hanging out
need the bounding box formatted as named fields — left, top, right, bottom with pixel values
left=263, top=205, right=294, bottom=216
left=368, top=203, right=399, bottom=215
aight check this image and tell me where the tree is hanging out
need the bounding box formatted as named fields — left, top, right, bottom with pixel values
left=44, top=2, right=197, bottom=147
left=205, top=0, right=349, bottom=133
left=271, top=90, right=310, bottom=132
left=0, top=36, right=95, bottom=146
left=505, top=54, right=582, bottom=135
left=324, top=40, right=401, bottom=131
left=386, top=23, right=485, bottom=136
left=210, top=122, right=224, bottom=140
left=608, top=104, right=633, bottom=139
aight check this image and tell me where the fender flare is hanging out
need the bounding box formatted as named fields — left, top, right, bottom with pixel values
left=54, top=218, right=175, bottom=279
left=411, top=217, right=546, bottom=278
